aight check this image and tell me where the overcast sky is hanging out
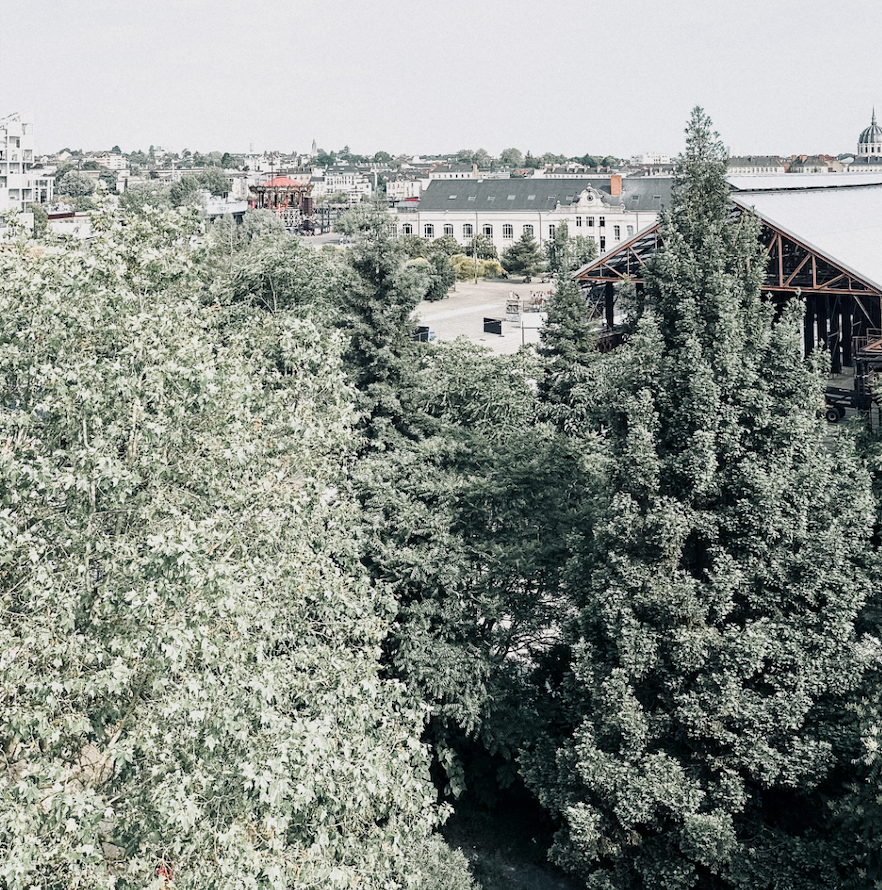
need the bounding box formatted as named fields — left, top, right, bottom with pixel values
left=1, top=0, right=879, bottom=160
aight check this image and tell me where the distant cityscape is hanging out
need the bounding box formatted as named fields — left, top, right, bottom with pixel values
left=2, top=107, right=881, bottom=253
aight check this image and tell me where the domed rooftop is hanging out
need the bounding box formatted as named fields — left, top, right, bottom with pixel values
left=858, top=109, right=882, bottom=154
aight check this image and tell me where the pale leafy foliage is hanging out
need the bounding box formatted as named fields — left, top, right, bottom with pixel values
left=0, top=207, right=444, bottom=889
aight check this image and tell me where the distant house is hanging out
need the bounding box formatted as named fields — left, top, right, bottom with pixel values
left=788, top=154, right=845, bottom=174
left=727, top=155, right=787, bottom=175
left=428, top=163, right=479, bottom=180
left=385, top=172, right=427, bottom=201
left=88, top=151, right=128, bottom=172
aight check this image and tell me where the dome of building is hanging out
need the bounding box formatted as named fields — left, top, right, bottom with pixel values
left=858, top=109, right=882, bottom=155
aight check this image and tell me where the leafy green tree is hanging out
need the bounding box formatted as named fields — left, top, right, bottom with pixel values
left=522, top=108, right=876, bottom=889
left=501, top=231, right=543, bottom=281
left=0, top=205, right=446, bottom=888
left=428, top=234, right=461, bottom=257
left=396, top=233, right=428, bottom=258
left=197, top=165, right=231, bottom=196
left=544, top=221, right=570, bottom=276
left=224, top=234, right=347, bottom=317
left=545, top=222, right=598, bottom=276
left=464, top=233, right=497, bottom=260
left=56, top=169, right=96, bottom=198
left=315, top=149, right=336, bottom=167
left=319, top=190, right=350, bottom=205
left=28, top=202, right=48, bottom=238
left=355, top=340, right=605, bottom=805
left=117, top=180, right=173, bottom=213
left=373, top=150, right=393, bottom=165
left=499, top=148, right=525, bottom=168
left=208, top=208, right=286, bottom=258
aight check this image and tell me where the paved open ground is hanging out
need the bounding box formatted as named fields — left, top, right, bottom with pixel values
left=415, top=278, right=555, bottom=354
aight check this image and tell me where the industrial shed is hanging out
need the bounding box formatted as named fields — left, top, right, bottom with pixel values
left=574, top=173, right=882, bottom=376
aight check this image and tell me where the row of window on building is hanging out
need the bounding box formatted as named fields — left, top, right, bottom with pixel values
left=396, top=218, right=634, bottom=243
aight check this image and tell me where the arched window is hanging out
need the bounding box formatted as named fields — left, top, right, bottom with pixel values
left=443, top=224, right=454, bottom=236
left=462, top=223, right=473, bottom=239
left=424, top=224, right=434, bottom=238
left=482, top=224, right=493, bottom=238
left=502, top=224, right=514, bottom=239
left=402, top=224, right=413, bottom=235
left=523, top=224, right=533, bottom=237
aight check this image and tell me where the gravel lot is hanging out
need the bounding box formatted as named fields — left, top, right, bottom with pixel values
left=415, top=278, right=555, bottom=355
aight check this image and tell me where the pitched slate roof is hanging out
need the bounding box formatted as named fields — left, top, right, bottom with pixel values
left=416, top=177, right=673, bottom=213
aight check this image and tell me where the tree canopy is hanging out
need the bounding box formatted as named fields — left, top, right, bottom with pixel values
left=522, top=106, right=876, bottom=890
left=0, top=205, right=453, bottom=889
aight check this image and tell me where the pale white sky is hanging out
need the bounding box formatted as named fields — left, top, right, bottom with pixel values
left=2, top=0, right=880, bottom=159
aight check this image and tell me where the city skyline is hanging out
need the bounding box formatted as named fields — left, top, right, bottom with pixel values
left=1, top=0, right=879, bottom=159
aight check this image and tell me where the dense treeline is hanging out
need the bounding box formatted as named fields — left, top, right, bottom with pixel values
left=2, top=109, right=881, bottom=889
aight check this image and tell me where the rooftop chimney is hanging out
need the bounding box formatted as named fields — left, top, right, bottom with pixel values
left=610, top=174, right=622, bottom=196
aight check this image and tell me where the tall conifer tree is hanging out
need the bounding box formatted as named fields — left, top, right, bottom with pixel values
left=522, top=108, right=875, bottom=889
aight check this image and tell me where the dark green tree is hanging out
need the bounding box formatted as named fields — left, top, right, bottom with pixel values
left=28, top=202, right=49, bottom=238
left=522, top=108, right=876, bottom=889
left=537, top=276, right=601, bottom=433
left=98, top=168, right=117, bottom=193
left=423, top=251, right=456, bottom=302
left=338, top=204, right=430, bottom=445
left=169, top=173, right=201, bottom=207
left=501, top=231, right=543, bottom=280
left=315, top=149, right=336, bottom=167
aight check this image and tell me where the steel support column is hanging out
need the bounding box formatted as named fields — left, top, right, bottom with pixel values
left=605, top=282, right=615, bottom=331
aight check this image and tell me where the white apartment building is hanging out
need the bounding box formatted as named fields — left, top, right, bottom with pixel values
left=396, top=176, right=672, bottom=256
left=313, top=165, right=372, bottom=202
left=630, top=152, right=671, bottom=165
left=0, top=110, right=35, bottom=213
left=91, top=152, right=128, bottom=171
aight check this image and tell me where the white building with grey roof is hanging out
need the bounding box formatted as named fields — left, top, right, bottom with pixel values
left=394, top=175, right=672, bottom=255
